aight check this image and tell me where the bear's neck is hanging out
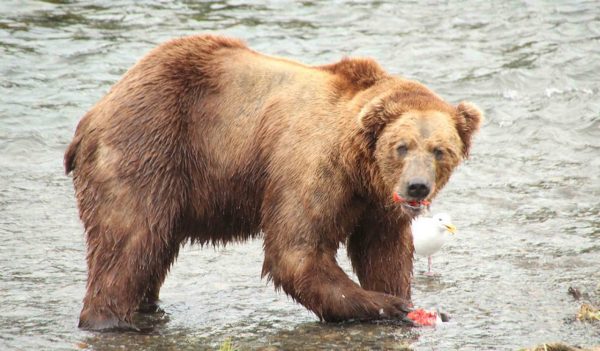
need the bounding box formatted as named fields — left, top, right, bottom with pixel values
left=335, top=89, right=390, bottom=203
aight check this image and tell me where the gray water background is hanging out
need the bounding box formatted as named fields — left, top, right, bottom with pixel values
left=1, top=1, right=599, bottom=350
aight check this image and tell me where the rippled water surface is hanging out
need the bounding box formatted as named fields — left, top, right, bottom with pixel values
left=1, top=1, right=599, bottom=350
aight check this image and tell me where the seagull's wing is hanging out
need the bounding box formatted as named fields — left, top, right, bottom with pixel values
left=412, top=217, right=446, bottom=256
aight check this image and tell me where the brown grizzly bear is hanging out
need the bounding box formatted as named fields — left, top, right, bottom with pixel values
left=64, top=34, right=482, bottom=330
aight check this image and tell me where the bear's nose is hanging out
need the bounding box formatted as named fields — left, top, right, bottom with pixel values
left=407, top=180, right=431, bottom=200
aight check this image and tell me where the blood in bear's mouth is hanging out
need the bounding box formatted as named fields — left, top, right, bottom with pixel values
left=392, top=192, right=430, bottom=212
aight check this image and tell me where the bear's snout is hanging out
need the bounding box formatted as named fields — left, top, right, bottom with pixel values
left=406, top=178, right=431, bottom=200
left=395, top=153, right=436, bottom=202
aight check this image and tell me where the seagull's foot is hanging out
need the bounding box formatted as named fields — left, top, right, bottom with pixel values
left=424, top=256, right=439, bottom=276
left=423, top=271, right=438, bottom=277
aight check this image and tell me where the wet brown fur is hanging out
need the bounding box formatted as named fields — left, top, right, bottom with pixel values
left=65, top=34, right=483, bottom=330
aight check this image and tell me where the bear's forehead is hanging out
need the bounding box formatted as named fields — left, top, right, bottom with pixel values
left=396, top=109, right=457, bottom=139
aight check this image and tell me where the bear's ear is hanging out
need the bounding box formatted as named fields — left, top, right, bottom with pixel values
left=456, top=101, right=484, bottom=158
left=357, top=94, right=389, bottom=136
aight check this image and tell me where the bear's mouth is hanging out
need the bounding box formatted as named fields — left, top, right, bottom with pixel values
left=392, top=193, right=430, bottom=214
left=401, top=201, right=427, bottom=214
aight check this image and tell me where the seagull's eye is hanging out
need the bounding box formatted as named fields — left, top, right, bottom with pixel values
left=433, top=147, right=444, bottom=161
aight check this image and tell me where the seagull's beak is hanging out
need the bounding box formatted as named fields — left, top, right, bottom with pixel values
left=445, top=224, right=457, bottom=234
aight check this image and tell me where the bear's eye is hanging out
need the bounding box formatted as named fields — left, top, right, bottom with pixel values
left=433, top=147, right=444, bottom=161
left=396, top=144, right=408, bottom=157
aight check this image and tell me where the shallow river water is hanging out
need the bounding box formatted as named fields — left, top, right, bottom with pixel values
left=1, top=1, right=599, bottom=350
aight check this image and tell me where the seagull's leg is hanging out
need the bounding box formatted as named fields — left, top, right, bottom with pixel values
left=424, top=256, right=435, bottom=276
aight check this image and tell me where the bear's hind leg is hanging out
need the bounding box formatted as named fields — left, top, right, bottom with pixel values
left=138, top=284, right=161, bottom=314
left=137, top=243, right=182, bottom=314
left=79, top=221, right=180, bottom=331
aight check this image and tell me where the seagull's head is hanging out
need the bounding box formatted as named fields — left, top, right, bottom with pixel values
left=432, top=213, right=457, bottom=235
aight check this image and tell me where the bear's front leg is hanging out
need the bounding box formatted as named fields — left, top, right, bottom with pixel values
left=261, top=224, right=412, bottom=323
left=347, top=211, right=413, bottom=301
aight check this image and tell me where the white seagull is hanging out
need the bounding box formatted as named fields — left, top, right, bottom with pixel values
left=411, top=213, right=457, bottom=276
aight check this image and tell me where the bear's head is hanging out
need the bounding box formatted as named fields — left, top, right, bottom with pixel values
left=357, top=81, right=483, bottom=215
